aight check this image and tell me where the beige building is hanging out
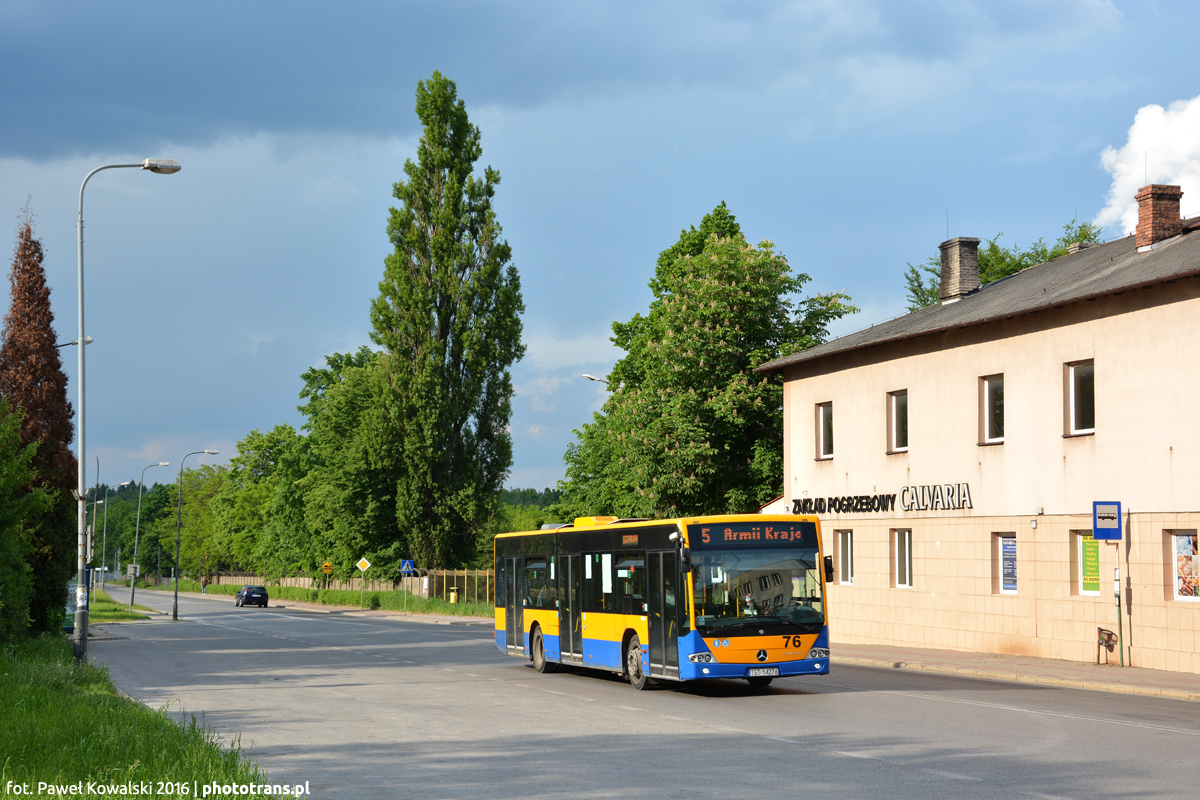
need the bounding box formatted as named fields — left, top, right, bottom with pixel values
left=758, top=184, right=1200, bottom=673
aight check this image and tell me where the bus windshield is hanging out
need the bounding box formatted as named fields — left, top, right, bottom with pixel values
left=691, top=548, right=824, bottom=635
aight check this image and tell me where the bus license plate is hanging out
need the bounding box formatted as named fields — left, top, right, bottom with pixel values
left=748, top=667, right=779, bottom=677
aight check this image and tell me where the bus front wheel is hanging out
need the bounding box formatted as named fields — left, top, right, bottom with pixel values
left=532, top=628, right=557, bottom=673
left=626, top=634, right=650, bottom=690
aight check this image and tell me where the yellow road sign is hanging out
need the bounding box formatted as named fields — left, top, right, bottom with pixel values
left=356, top=557, right=371, bottom=572
left=322, top=561, right=334, bottom=574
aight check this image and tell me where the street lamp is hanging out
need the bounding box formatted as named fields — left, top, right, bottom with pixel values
left=72, top=158, right=181, bottom=664
left=173, top=449, right=218, bottom=621
left=581, top=373, right=609, bottom=385
left=129, top=462, right=169, bottom=612
left=100, top=481, right=130, bottom=587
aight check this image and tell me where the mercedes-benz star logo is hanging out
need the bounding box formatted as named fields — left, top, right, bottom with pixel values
left=756, top=649, right=768, bottom=662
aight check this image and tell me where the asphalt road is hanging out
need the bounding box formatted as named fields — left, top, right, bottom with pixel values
left=92, top=584, right=1200, bottom=799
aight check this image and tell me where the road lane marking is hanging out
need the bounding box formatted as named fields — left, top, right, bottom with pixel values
left=821, top=682, right=1200, bottom=738
left=922, top=769, right=981, bottom=781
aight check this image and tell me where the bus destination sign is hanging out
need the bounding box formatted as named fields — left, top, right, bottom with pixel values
left=688, top=521, right=818, bottom=550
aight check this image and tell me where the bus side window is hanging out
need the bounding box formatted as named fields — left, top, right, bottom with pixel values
left=526, top=558, right=550, bottom=609
left=614, top=552, right=644, bottom=615
left=495, top=557, right=505, bottom=608
left=582, top=553, right=604, bottom=612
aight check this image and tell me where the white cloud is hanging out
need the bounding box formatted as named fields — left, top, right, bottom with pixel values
left=1096, top=94, right=1200, bottom=234
left=516, top=376, right=573, bottom=413
left=523, top=328, right=619, bottom=371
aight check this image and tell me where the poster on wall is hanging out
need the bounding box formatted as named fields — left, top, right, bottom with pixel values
left=1001, top=537, right=1017, bottom=593
left=1081, top=533, right=1100, bottom=594
left=1176, top=534, right=1198, bottom=599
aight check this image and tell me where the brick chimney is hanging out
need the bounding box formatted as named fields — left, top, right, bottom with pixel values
left=1135, top=184, right=1183, bottom=249
left=939, top=237, right=981, bottom=304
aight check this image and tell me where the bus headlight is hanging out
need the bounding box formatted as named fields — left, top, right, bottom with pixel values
left=807, top=648, right=830, bottom=659
left=688, top=653, right=715, bottom=663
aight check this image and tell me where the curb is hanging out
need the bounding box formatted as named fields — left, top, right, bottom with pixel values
left=837, top=656, right=1200, bottom=703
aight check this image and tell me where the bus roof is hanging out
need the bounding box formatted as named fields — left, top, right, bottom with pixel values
left=493, top=513, right=819, bottom=540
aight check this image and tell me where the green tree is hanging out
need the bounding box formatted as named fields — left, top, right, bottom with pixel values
left=369, top=72, right=525, bottom=568
left=557, top=205, right=856, bottom=519
left=169, top=465, right=226, bottom=579
left=212, top=424, right=299, bottom=572
left=0, top=399, right=50, bottom=641
left=301, top=352, right=403, bottom=580
left=904, top=219, right=1103, bottom=311
left=0, top=212, right=76, bottom=634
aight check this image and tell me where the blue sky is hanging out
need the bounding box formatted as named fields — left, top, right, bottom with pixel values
left=2, top=1, right=1199, bottom=491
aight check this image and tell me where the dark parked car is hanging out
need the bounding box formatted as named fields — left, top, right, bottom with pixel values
left=235, top=585, right=269, bottom=608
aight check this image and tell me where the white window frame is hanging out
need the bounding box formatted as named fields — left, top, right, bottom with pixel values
left=894, top=529, right=913, bottom=588
left=1067, top=360, right=1095, bottom=436
left=1172, top=531, right=1199, bottom=602
left=816, top=401, right=834, bottom=460
left=982, top=374, right=1004, bottom=444
left=837, top=530, right=854, bottom=585
left=887, top=390, right=908, bottom=453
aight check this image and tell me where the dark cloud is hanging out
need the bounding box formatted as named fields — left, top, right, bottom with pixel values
left=0, top=0, right=1124, bottom=158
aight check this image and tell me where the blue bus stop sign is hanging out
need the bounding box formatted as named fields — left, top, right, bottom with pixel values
left=1093, top=501, right=1122, bottom=540
left=400, top=560, right=416, bottom=574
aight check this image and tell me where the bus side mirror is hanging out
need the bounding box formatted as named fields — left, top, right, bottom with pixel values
left=680, top=548, right=691, bottom=571
left=824, top=555, right=834, bottom=583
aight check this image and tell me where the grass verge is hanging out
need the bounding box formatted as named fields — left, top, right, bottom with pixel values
left=0, top=636, right=267, bottom=798
left=173, top=579, right=492, bottom=618
left=87, top=588, right=157, bottom=624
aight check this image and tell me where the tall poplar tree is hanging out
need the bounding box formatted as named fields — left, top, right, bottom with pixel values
left=370, top=72, right=525, bottom=568
left=0, top=211, right=77, bottom=633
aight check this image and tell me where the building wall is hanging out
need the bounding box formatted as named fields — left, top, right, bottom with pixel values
left=778, top=277, right=1200, bottom=672
left=820, top=513, right=1200, bottom=672
left=782, top=277, right=1200, bottom=517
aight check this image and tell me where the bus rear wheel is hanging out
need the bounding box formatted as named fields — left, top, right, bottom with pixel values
left=626, top=634, right=651, bottom=690
left=532, top=628, right=557, bottom=673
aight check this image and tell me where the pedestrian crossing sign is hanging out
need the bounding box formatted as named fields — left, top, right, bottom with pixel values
left=400, top=560, right=415, bottom=574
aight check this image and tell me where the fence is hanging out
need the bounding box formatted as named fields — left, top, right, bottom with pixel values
left=204, top=569, right=495, bottom=603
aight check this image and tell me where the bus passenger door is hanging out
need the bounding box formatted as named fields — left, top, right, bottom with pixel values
left=647, top=551, right=680, bottom=678
left=558, top=554, right=582, bottom=663
left=505, top=557, right=523, bottom=655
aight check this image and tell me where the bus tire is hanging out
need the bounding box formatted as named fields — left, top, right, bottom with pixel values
left=532, top=628, right=557, bottom=673
left=626, top=634, right=651, bottom=690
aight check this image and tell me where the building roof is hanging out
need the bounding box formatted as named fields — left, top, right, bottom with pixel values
left=757, top=223, right=1200, bottom=374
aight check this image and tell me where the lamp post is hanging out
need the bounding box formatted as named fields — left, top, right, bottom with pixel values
left=581, top=373, right=609, bottom=385
left=173, top=449, right=218, bottom=621
left=72, top=158, right=181, bottom=663
left=100, top=481, right=130, bottom=587
left=129, top=462, right=170, bottom=612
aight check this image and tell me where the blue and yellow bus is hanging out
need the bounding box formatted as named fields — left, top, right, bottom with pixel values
left=494, top=514, right=831, bottom=689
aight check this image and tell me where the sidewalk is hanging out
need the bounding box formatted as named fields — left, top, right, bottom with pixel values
left=836, top=641, right=1200, bottom=702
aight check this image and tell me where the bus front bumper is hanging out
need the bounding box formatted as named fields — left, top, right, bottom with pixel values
left=679, top=658, right=829, bottom=681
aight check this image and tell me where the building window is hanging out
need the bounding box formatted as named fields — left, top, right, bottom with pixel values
left=893, top=529, right=913, bottom=588
left=993, top=533, right=1016, bottom=594
left=1173, top=531, right=1199, bottom=601
left=1067, top=360, right=1095, bottom=435
left=981, top=374, right=1004, bottom=444
left=887, top=390, right=908, bottom=453
left=836, top=530, right=854, bottom=585
left=816, top=402, right=833, bottom=460
left=1072, top=532, right=1100, bottom=597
